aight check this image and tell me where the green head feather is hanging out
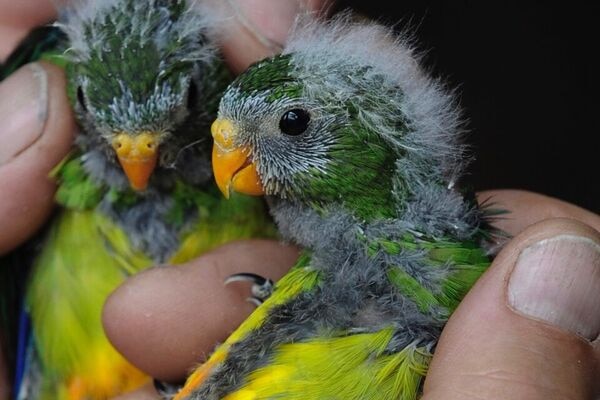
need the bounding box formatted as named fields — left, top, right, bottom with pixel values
left=219, top=18, right=464, bottom=222
left=59, top=0, right=229, bottom=189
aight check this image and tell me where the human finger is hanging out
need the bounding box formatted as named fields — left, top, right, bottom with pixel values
left=0, top=0, right=57, bottom=59
left=216, top=0, right=332, bottom=73
left=103, top=239, right=300, bottom=383
left=477, top=189, right=600, bottom=236
left=423, top=218, right=600, bottom=399
left=0, top=62, right=76, bottom=254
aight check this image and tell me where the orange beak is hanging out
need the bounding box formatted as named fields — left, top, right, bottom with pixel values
left=211, top=119, right=264, bottom=199
left=112, top=132, right=160, bottom=191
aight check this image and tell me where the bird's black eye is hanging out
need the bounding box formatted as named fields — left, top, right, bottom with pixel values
left=279, top=109, right=310, bottom=136
left=187, top=81, right=198, bottom=109
left=77, top=86, right=87, bottom=112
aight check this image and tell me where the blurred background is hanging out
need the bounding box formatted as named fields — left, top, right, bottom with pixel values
left=336, top=1, right=599, bottom=213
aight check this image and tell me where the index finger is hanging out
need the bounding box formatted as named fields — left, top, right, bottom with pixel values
left=217, top=0, right=331, bottom=73
left=477, top=189, right=600, bottom=236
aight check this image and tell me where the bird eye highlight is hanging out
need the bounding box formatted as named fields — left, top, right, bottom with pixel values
left=279, top=109, right=310, bottom=136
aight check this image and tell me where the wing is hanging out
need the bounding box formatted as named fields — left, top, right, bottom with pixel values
left=1, top=25, right=67, bottom=80
left=373, top=234, right=491, bottom=319
left=201, top=236, right=487, bottom=400
left=24, top=210, right=149, bottom=399
left=195, top=328, right=431, bottom=400
left=18, top=173, right=275, bottom=399
left=174, top=254, right=321, bottom=399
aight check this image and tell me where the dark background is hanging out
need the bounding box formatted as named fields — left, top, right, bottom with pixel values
left=335, top=1, right=599, bottom=213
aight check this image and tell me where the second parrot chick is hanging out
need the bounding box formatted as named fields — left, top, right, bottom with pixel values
left=59, top=0, right=226, bottom=260
left=12, top=1, right=274, bottom=399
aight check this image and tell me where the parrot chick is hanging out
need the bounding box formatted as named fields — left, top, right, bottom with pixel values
left=9, top=1, right=274, bottom=399
left=62, top=0, right=218, bottom=194
left=175, top=15, right=499, bottom=400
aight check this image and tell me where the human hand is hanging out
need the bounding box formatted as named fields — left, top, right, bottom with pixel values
left=422, top=191, right=600, bottom=399
left=0, top=0, right=329, bottom=398
left=0, top=58, right=75, bottom=399
left=1, top=4, right=73, bottom=398
left=0, top=0, right=76, bottom=255
left=1, top=3, right=76, bottom=392
left=103, top=190, right=600, bottom=399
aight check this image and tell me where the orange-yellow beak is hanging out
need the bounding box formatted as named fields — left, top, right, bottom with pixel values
left=211, top=119, right=264, bottom=199
left=112, top=132, right=160, bottom=191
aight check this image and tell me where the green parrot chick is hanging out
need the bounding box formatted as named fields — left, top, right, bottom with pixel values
left=177, top=16, right=498, bottom=400
left=8, top=3, right=274, bottom=399
left=63, top=0, right=222, bottom=192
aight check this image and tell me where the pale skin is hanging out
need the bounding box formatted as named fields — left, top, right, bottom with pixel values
left=0, top=1, right=599, bottom=399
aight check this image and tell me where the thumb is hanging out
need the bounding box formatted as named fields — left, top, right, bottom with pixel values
left=423, top=218, right=600, bottom=399
left=0, top=62, right=75, bottom=254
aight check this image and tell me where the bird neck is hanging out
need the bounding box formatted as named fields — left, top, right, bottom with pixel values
left=269, top=198, right=415, bottom=264
left=269, top=182, right=485, bottom=266
left=54, top=152, right=215, bottom=215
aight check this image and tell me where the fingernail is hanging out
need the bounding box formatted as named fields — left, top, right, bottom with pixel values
left=508, top=234, right=600, bottom=340
left=0, top=63, right=49, bottom=164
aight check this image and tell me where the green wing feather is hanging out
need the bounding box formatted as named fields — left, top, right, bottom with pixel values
left=51, top=157, right=105, bottom=211
left=26, top=210, right=148, bottom=399
left=372, top=234, right=490, bottom=317
left=198, top=235, right=488, bottom=400
left=27, top=155, right=275, bottom=399
left=170, top=189, right=277, bottom=264
left=27, top=188, right=275, bottom=398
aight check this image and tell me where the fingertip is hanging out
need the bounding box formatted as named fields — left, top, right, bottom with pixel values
left=0, top=0, right=57, bottom=29
left=218, top=0, right=330, bottom=73
left=477, top=189, right=600, bottom=235
left=103, top=263, right=214, bottom=383
left=0, top=0, right=58, bottom=60
left=103, top=240, right=299, bottom=383
left=0, top=62, right=75, bottom=254
left=424, top=218, right=600, bottom=399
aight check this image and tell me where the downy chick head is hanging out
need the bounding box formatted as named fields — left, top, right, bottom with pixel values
left=61, top=0, right=219, bottom=191
left=212, top=16, right=465, bottom=222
